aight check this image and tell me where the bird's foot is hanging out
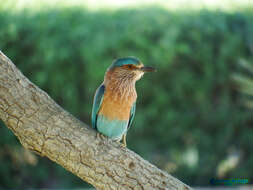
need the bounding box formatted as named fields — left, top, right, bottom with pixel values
left=96, top=133, right=109, bottom=146
left=120, top=142, right=127, bottom=148
left=97, top=133, right=115, bottom=148
left=115, top=138, right=126, bottom=148
left=115, top=140, right=126, bottom=148
left=96, top=132, right=105, bottom=140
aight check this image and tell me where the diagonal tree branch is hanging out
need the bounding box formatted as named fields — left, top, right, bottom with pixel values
left=0, top=50, right=192, bottom=190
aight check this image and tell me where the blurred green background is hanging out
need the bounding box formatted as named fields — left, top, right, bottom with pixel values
left=0, top=0, right=253, bottom=188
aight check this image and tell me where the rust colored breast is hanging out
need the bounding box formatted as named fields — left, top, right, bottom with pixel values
left=98, top=85, right=137, bottom=121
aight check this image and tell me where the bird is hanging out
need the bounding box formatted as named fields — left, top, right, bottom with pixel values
left=91, top=57, right=156, bottom=147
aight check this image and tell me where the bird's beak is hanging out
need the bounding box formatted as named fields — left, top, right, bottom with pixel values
left=140, top=66, right=156, bottom=72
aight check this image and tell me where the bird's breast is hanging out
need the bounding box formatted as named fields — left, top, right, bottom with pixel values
left=98, top=85, right=137, bottom=121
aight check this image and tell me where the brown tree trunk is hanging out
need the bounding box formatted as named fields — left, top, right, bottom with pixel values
left=0, top=50, right=192, bottom=190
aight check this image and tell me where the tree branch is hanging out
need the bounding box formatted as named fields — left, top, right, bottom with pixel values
left=0, top=50, right=192, bottom=190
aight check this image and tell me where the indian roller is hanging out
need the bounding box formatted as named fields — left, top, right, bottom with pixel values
left=91, top=57, right=155, bottom=147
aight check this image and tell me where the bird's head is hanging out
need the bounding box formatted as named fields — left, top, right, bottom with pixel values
left=106, top=57, right=156, bottom=83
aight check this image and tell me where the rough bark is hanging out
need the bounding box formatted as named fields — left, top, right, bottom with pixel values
left=0, top=50, right=192, bottom=190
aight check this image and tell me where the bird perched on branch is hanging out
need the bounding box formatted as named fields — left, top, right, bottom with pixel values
left=92, top=57, right=156, bottom=147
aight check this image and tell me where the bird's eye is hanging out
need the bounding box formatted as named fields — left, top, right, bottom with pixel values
left=127, top=65, right=132, bottom=69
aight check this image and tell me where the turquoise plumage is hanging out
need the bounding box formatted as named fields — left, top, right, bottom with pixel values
left=91, top=57, right=155, bottom=147
left=91, top=84, right=105, bottom=129
left=128, top=102, right=136, bottom=130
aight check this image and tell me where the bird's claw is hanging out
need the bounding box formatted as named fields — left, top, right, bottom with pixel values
left=96, top=132, right=104, bottom=139
left=96, top=133, right=108, bottom=144
left=120, top=142, right=127, bottom=148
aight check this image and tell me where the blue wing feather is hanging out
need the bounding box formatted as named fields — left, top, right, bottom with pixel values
left=91, top=84, right=105, bottom=129
left=127, top=102, right=136, bottom=129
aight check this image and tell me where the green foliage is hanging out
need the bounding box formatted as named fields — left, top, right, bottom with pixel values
left=0, top=7, right=253, bottom=187
left=232, top=59, right=253, bottom=108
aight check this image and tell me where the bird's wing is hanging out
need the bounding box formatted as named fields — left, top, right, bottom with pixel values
left=127, top=101, right=136, bottom=130
left=91, top=84, right=105, bottom=129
